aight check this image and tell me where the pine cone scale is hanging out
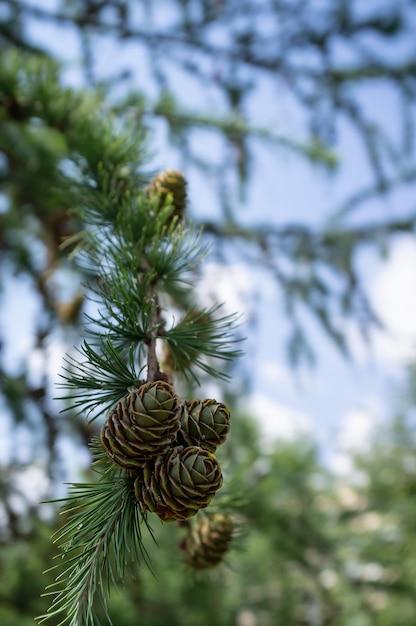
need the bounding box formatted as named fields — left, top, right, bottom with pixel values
left=147, top=169, right=187, bottom=221
left=181, top=513, right=236, bottom=569
left=178, top=399, right=231, bottom=452
left=135, top=446, right=222, bottom=521
left=101, top=381, right=180, bottom=468
left=102, top=382, right=230, bottom=523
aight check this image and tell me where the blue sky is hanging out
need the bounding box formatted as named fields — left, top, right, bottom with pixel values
left=2, top=1, right=416, bottom=480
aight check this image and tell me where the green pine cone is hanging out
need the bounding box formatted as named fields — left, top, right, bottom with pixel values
left=179, top=399, right=231, bottom=452
left=101, top=381, right=180, bottom=469
left=134, top=446, right=223, bottom=521
left=148, top=169, right=187, bottom=219
left=181, top=513, right=235, bottom=569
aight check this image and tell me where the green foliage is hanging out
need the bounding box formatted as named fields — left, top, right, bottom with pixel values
left=0, top=43, right=242, bottom=625
left=59, top=341, right=141, bottom=420
left=164, top=306, right=243, bottom=381
left=2, top=6, right=416, bottom=625
left=38, top=444, right=148, bottom=626
left=2, top=407, right=416, bottom=625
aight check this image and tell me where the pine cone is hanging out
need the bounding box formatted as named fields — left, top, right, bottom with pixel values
left=181, top=513, right=235, bottom=569
left=148, top=169, right=187, bottom=219
left=101, top=381, right=180, bottom=469
left=179, top=399, right=231, bottom=452
left=135, top=446, right=223, bottom=521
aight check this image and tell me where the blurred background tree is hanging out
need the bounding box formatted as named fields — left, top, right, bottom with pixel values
left=1, top=1, right=416, bottom=624
left=2, top=394, right=416, bottom=626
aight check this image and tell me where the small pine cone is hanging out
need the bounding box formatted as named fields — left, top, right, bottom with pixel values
left=179, top=399, right=231, bottom=452
left=134, top=446, right=223, bottom=521
left=101, top=381, right=180, bottom=470
left=148, top=169, right=187, bottom=219
left=181, top=513, right=235, bottom=569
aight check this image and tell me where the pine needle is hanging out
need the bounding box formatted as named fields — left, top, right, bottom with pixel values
left=37, top=446, right=150, bottom=626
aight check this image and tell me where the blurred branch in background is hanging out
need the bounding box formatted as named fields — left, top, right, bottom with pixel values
left=1, top=0, right=416, bottom=366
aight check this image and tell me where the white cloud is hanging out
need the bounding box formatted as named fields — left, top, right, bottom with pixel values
left=46, top=338, right=68, bottom=384
left=361, top=238, right=416, bottom=365
left=328, top=403, right=380, bottom=478
left=337, top=406, right=380, bottom=451
left=198, top=262, right=255, bottom=315
left=372, top=239, right=416, bottom=334
left=15, top=465, right=50, bottom=505
left=258, top=359, right=291, bottom=386
left=247, top=392, right=312, bottom=442
left=27, top=337, right=68, bottom=390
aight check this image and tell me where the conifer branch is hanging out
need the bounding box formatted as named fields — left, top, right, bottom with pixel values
left=58, top=340, right=142, bottom=420
left=37, top=443, right=149, bottom=626
left=4, top=49, right=243, bottom=624
left=146, top=291, right=164, bottom=383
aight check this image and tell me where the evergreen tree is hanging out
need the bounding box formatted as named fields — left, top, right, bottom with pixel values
left=0, top=49, right=242, bottom=622
left=1, top=5, right=416, bottom=625
left=1, top=3, right=416, bottom=521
